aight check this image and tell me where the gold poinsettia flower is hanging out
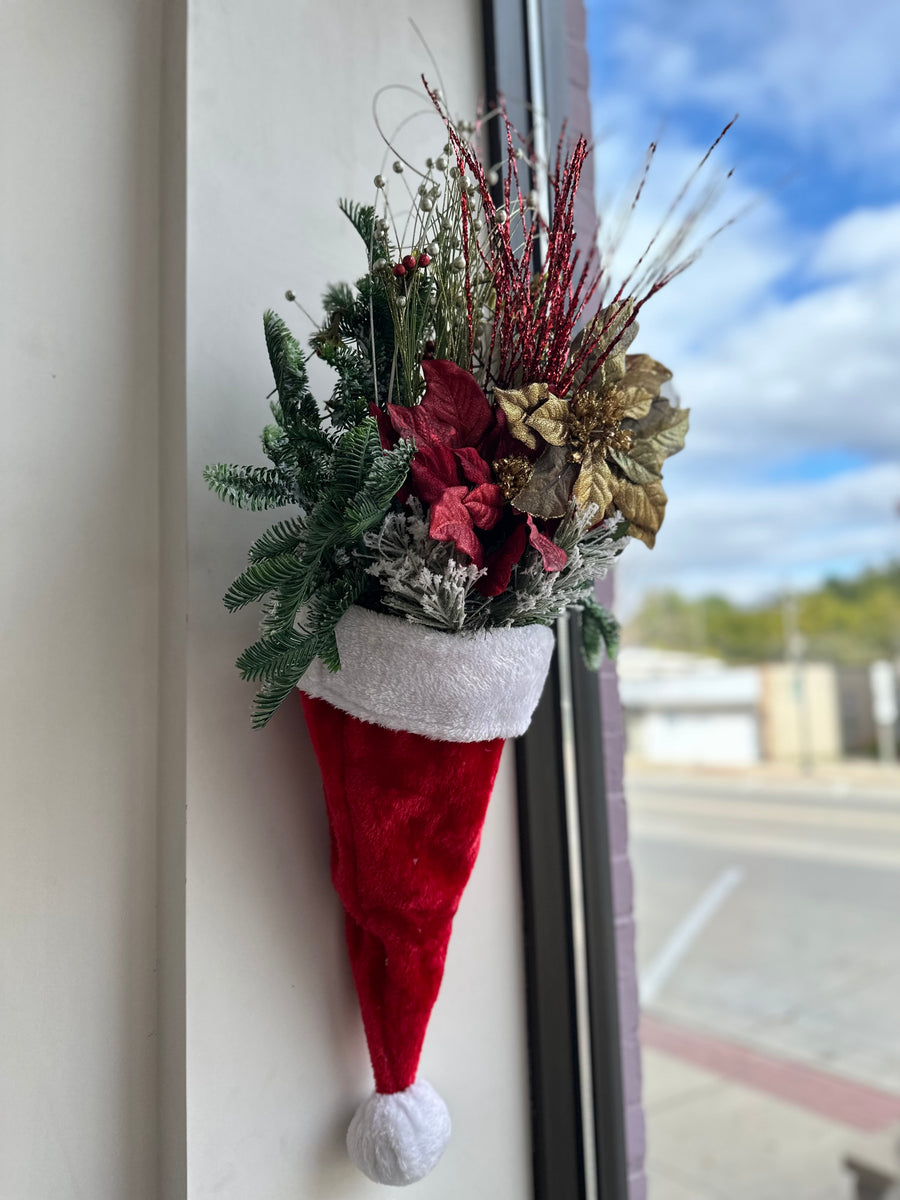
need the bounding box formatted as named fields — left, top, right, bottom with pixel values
left=494, top=382, right=553, bottom=450
left=526, top=388, right=634, bottom=519
left=501, top=353, right=688, bottom=545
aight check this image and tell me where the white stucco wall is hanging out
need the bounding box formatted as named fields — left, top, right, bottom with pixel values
left=184, top=4, right=532, bottom=1199
left=1, top=2, right=162, bottom=1197
left=2, top=2, right=533, bottom=1198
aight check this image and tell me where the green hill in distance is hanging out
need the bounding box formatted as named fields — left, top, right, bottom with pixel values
left=625, top=562, right=900, bottom=666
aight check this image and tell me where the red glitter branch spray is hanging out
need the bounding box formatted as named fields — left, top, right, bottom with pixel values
left=425, top=79, right=738, bottom=397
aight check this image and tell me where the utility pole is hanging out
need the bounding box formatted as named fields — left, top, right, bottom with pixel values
left=783, top=588, right=814, bottom=772
left=870, top=660, right=898, bottom=764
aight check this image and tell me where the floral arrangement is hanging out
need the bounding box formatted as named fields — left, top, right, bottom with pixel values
left=204, top=90, right=688, bottom=730
left=203, top=84, right=705, bottom=1187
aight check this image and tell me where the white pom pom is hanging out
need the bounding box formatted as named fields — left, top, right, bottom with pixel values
left=347, top=1080, right=451, bottom=1186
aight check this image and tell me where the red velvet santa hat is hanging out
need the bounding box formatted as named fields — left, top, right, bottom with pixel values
left=300, top=605, right=554, bottom=1185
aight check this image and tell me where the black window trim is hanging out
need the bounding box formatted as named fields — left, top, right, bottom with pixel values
left=480, top=3, right=630, bottom=1197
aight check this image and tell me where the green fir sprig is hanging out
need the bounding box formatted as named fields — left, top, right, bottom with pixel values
left=203, top=310, right=413, bottom=727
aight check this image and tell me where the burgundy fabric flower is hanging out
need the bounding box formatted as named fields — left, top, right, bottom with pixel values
left=377, top=359, right=566, bottom=581
left=479, top=518, right=529, bottom=596
left=388, top=359, right=494, bottom=450
left=407, top=441, right=504, bottom=567
left=429, top=485, right=504, bottom=567
left=476, top=513, right=567, bottom=596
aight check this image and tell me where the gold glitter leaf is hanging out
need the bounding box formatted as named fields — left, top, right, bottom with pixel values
left=495, top=383, right=549, bottom=450
left=572, top=446, right=614, bottom=515
left=626, top=398, right=690, bottom=471
left=526, top=396, right=572, bottom=446
left=611, top=475, right=668, bottom=548
left=613, top=355, right=673, bottom=420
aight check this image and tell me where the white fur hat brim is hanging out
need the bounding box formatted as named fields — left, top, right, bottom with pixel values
left=299, top=606, right=554, bottom=742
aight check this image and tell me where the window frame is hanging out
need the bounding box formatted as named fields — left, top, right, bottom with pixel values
left=479, top=3, right=630, bottom=1196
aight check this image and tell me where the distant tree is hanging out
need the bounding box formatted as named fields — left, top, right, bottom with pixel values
left=625, top=562, right=900, bottom=665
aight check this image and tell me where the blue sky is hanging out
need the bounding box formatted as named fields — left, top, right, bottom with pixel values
left=584, top=0, right=900, bottom=613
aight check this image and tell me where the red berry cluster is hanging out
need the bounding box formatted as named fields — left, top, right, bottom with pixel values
left=392, top=252, right=431, bottom=278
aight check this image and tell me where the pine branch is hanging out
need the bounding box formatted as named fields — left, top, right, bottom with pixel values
left=263, top=571, right=321, bottom=633
left=322, top=281, right=356, bottom=323
left=331, top=419, right=383, bottom=496
left=247, top=516, right=308, bottom=562
left=207, top=227, right=417, bottom=728
left=223, top=553, right=306, bottom=612
left=261, top=419, right=331, bottom=466
left=251, top=676, right=302, bottom=730
left=297, top=495, right=352, bottom=574
left=344, top=439, right=414, bottom=536
left=203, top=463, right=293, bottom=510
left=295, top=422, right=379, bottom=568
left=318, top=343, right=375, bottom=430
left=305, top=570, right=367, bottom=668
left=580, top=596, right=621, bottom=669
left=311, top=627, right=341, bottom=674
left=245, top=570, right=367, bottom=727
left=299, top=426, right=411, bottom=570
left=236, top=626, right=320, bottom=683
left=263, top=310, right=319, bottom=427
left=338, top=199, right=381, bottom=253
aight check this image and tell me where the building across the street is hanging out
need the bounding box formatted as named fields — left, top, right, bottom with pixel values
left=618, top=646, right=846, bottom=767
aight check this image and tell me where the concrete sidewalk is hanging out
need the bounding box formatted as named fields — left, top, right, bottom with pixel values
left=642, top=1043, right=900, bottom=1199
left=644, top=1046, right=852, bottom=1199
left=629, top=763, right=900, bottom=1196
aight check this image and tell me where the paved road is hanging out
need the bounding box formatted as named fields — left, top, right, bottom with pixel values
left=628, top=770, right=900, bottom=1094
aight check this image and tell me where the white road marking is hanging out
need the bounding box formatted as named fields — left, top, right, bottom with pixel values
left=640, top=866, right=745, bottom=1007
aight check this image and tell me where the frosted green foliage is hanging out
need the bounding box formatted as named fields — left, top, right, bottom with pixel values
left=362, top=501, right=486, bottom=630
left=484, top=507, right=628, bottom=629
left=360, top=501, right=628, bottom=647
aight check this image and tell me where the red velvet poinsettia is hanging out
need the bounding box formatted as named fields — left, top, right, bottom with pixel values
left=375, top=359, right=566, bottom=593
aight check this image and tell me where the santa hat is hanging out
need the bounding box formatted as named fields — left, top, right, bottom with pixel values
left=300, top=605, right=554, bottom=1185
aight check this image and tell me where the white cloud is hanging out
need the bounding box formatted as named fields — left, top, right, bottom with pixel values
left=670, top=204, right=900, bottom=466
left=616, top=458, right=900, bottom=614
left=813, top=205, right=900, bottom=278
left=594, top=134, right=797, bottom=361
left=591, top=158, right=900, bottom=610
left=587, top=0, right=900, bottom=174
